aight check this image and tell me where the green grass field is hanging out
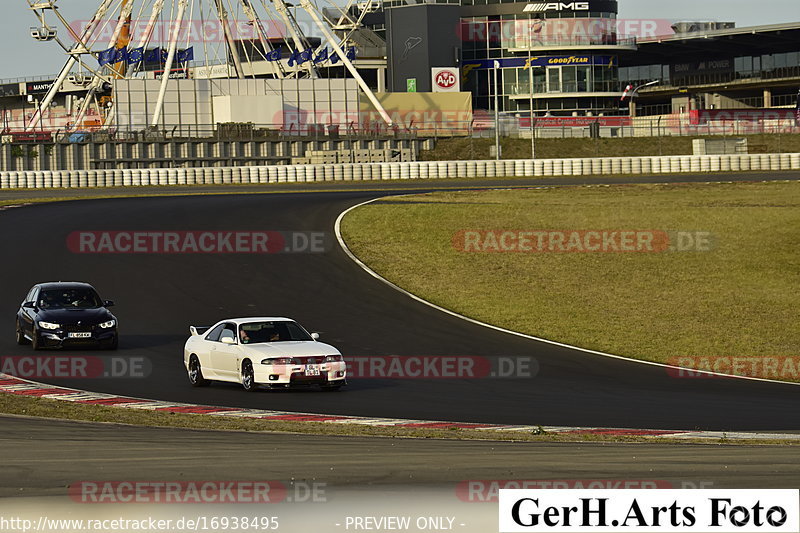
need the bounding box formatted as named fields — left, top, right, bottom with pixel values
left=341, top=181, right=800, bottom=379
left=423, top=134, right=800, bottom=160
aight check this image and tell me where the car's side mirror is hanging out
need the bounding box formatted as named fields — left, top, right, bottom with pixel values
left=103, top=300, right=115, bottom=307
left=220, top=336, right=236, bottom=345
left=311, top=332, right=320, bottom=341
left=22, top=301, right=36, bottom=309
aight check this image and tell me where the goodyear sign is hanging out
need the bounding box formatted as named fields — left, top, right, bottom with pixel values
left=463, top=55, right=612, bottom=70
left=462, top=55, right=613, bottom=82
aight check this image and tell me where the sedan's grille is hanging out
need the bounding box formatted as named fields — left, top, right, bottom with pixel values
left=63, top=324, right=95, bottom=332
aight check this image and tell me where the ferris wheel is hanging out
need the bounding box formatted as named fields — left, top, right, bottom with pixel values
left=24, top=0, right=392, bottom=131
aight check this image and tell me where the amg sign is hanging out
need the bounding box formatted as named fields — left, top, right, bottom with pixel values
left=523, top=2, right=590, bottom=12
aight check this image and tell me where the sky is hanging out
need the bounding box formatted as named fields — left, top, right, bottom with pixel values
left=1, top=0, right=799, bottom=80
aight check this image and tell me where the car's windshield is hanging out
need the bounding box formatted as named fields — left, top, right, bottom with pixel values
left=38, top=288, right=103, bottom=309
left=238, top=321, right=312, bottom=344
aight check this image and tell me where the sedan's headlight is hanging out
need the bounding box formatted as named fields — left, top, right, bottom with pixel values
left=261, top=357, right=297, bottom=365
left=38, top=321, right=60, bottom=330
left=324, top=354, right=343, bottom=362
left=98, top=320, right=116, bottom=329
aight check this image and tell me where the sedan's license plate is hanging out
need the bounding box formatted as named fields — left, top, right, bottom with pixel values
left=68, top=332, right=92, bottom=338
left=305, top=364, right=320, bottom=376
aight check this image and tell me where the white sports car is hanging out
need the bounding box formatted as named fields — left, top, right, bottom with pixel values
left=183, top=317, right=346, bottom=391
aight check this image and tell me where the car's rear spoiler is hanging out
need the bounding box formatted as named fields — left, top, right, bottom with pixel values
left=190, top=325, right=210, bottom=336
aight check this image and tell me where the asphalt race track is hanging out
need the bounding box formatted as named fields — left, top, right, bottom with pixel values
left=0, top=174, right=798, bottom=431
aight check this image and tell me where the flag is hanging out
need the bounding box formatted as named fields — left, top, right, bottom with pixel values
left=265, top=46, right=282, bottom=62
left=313, top=48, right=328, bottom=64
left=621, top=83, right=633, bottom=101
left=144, top=48, right=168, bottom=63
left=288, top=48, right=313, bottom=66
left=113, top=46, right=128, bottom=64
left=176, top=47, right=194, bottom=63
left=98, top=47, right=116, bottom=66
left=127, top=47, right=144, bottom=64
left=330, top=47, right=357, bottom=64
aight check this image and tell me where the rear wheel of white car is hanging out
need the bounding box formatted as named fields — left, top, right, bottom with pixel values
left=188, top=356, right=210, bottom=387
left=241, top=361, right=257, bottom=392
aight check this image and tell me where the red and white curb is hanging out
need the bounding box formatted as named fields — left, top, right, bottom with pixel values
left=1, top=373, right=798, bottom=441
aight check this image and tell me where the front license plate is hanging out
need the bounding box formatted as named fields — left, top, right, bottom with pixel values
left=68, top=332, right=92, bottom=338
left=305, top=364, right=320, bottom=376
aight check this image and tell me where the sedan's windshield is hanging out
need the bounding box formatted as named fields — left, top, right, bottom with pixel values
left=239, top=321, right=312, bottom=344
left=39, top=289, right=103, bottom=309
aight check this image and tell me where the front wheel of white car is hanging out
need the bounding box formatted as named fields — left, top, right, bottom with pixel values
left=188, top=356, right=210, bottom=387
left=241, top=361, right=257, bottom=392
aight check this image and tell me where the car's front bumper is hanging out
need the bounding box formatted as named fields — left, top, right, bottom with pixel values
left=254, top=361, right=347, bottom=387
left=37, top=327, right=117, bottom=348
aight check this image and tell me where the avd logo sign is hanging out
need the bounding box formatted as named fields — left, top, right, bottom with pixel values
left=432, top=67, right=460, bottom=92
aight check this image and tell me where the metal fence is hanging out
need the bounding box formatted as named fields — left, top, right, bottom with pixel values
left=3, top=114, right=799, bottom=146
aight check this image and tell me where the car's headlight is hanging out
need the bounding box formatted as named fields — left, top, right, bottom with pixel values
left=261, top=357, right=298, bottom=365
left=38, top=321, right=60, bottom=330
left=324, top=354, right=343, bottom=362
left=98, top=320, right=116, bottom=329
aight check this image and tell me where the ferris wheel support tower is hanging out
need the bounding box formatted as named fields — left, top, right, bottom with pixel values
left=26, top=0, right=117, bottom=131
left=25, top=0, right=395, bottom=130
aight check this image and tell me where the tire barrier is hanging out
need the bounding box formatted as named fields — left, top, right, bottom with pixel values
left=2, top=153, right=798, bottom=189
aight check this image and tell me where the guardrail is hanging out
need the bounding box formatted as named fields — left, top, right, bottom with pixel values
left=0, top=153, right=798, bottom=188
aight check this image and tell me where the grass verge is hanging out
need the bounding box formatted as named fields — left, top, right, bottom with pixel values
left=340, top=181, right=800, bottom=380
left=423, top=134, right=800, bottom=160
left=1, top=391, right=797, bottom=445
